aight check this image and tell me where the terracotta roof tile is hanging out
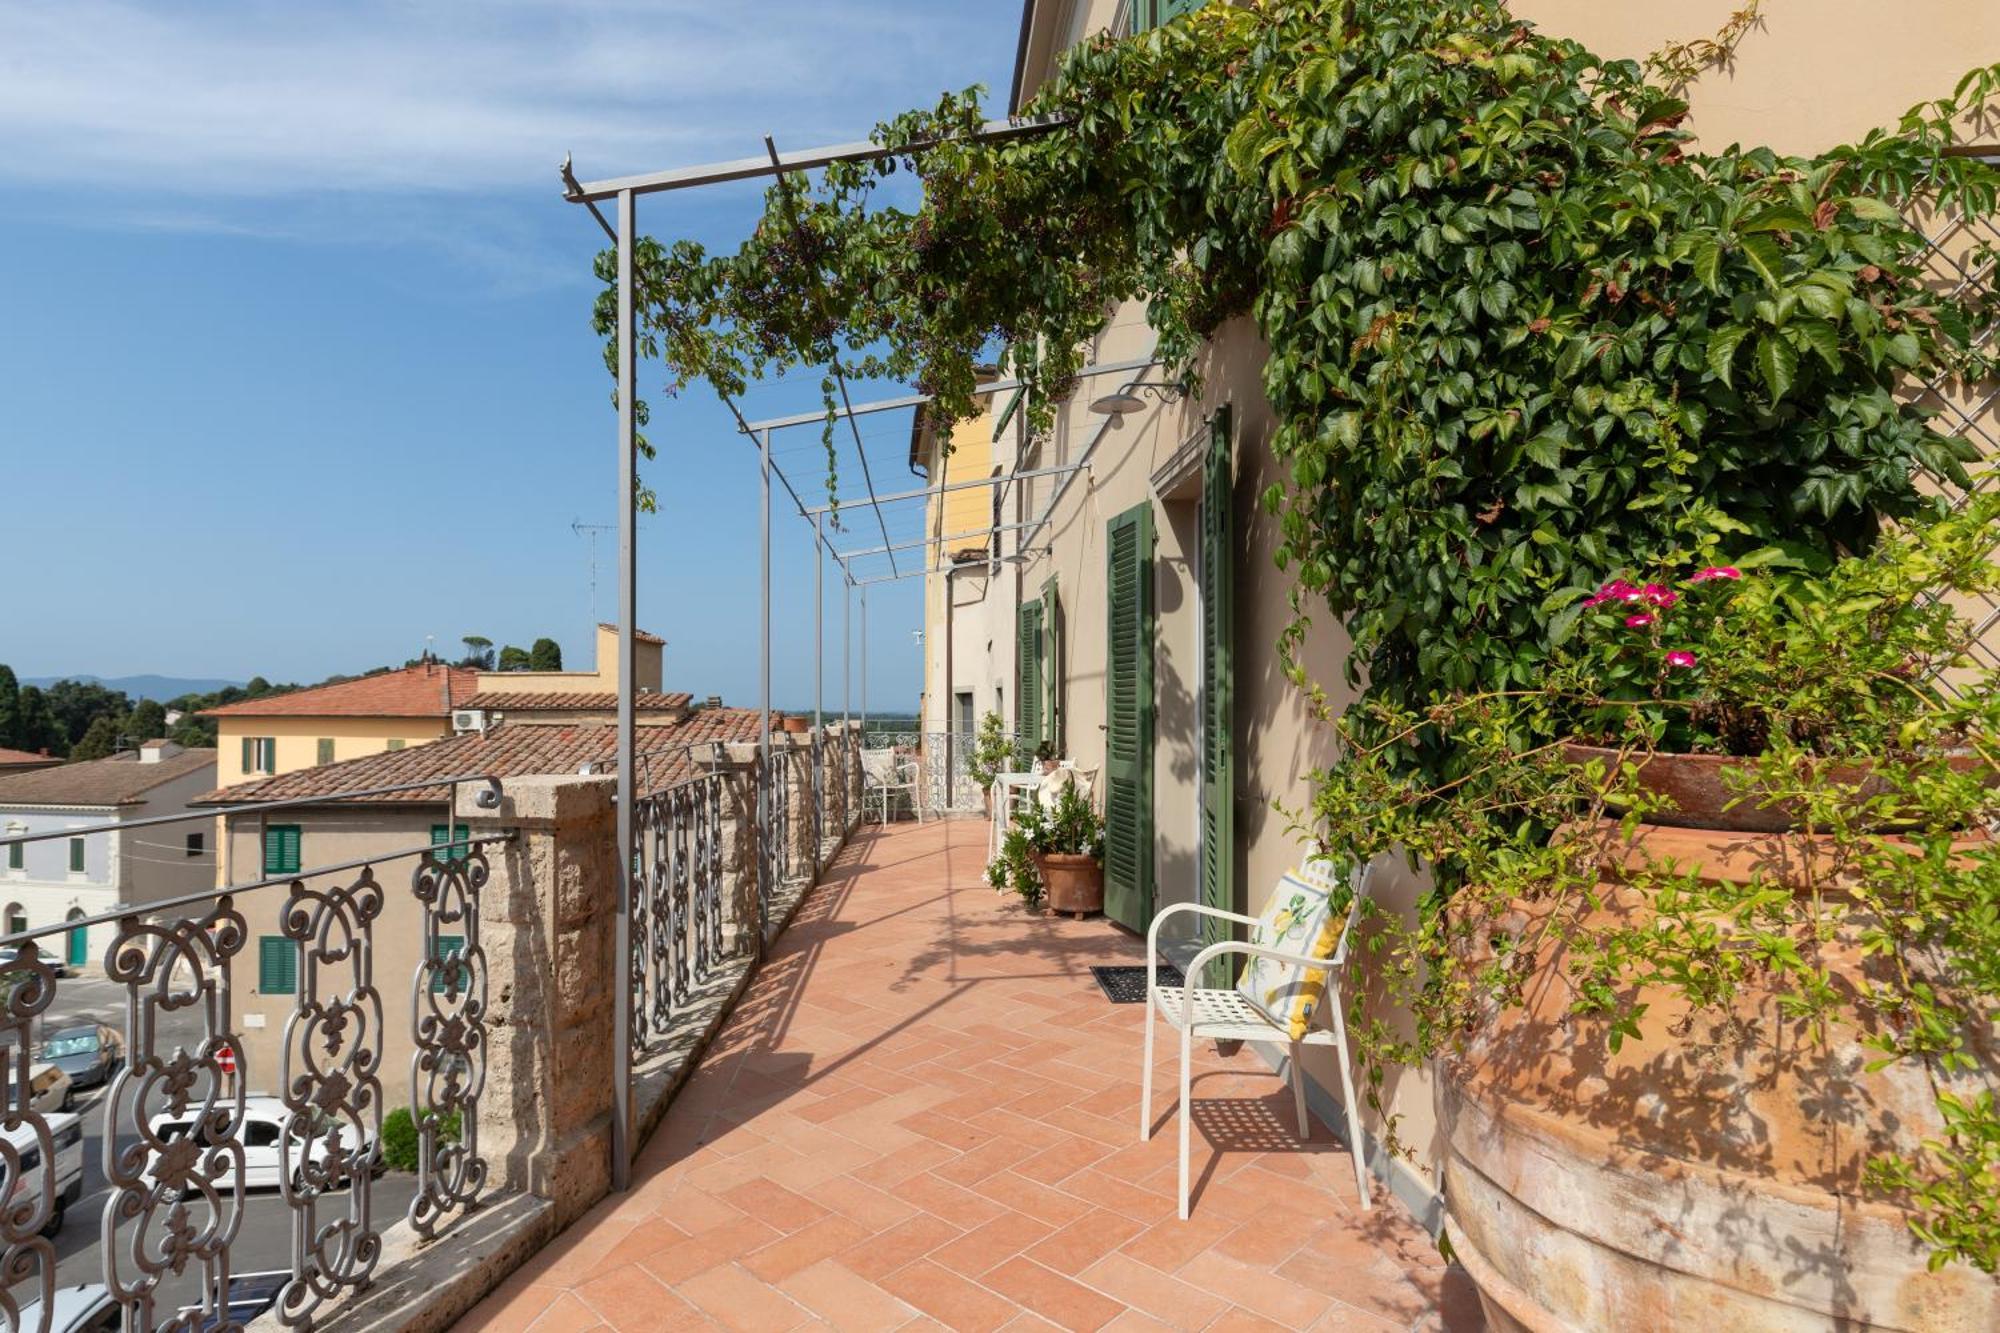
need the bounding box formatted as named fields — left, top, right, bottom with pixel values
left=598, top=623, right=666, bottom=645
left=193, top=711, right=767, bottom=807
left=463, top=691, right=693, bottom=712
left=0, top=748, right=218, bottom=807
left=0, top=747, right=55, bottom=767
left=198, top=665, right=479, bottom=719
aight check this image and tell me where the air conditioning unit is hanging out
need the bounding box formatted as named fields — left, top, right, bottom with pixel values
left=451, top=709, right=488, bottom=734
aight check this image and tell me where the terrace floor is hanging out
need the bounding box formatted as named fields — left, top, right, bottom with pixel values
left=466, top=818, right=1481, bottom=1332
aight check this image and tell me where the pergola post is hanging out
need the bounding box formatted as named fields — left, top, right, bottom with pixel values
left=813, top=511, right=824, bottom=864
left=758, top=427, right=772, bottom=946
left=611, top=185, right=636, bottom=1193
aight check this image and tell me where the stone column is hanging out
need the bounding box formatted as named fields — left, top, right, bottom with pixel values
left=455, top=775, right=617, bottom=1231
left=842, top=721, right=864, bottom=833
left=780, top=734, right=816, bottom=881
left=714, top=742, right=762, bottom=956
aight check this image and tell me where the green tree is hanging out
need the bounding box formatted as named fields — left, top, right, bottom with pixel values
left=529, top=638, right=563, bottom=672
left=496, top=645, right=531, bottom=672
left=14, top=686, right=61, bottom=756
left=44, top=680, right=130, bottom=753
left=0, top=665, right=19, bottom=750
left=458, top=636, right=494, bottom=670
left=127, top=699, right=167, bottom=742
left=68, top=714, right=121, bottom=761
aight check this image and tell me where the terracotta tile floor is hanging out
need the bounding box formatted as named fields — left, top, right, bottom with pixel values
left=465, top=819, right=1482, bottom=1332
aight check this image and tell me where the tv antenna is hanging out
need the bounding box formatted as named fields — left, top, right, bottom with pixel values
left=572, top=519, right=615, bottom=623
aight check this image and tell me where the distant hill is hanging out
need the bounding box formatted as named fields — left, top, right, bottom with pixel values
left=23, top=674, right=245, bottom=703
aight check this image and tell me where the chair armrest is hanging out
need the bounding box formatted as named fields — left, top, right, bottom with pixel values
left=1176, top=939, right=1346, bottom=1027
left=1145, top=900, right=1262, bottom=955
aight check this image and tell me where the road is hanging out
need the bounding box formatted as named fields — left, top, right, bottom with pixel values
left=21, top=972, right=420, bottom=1316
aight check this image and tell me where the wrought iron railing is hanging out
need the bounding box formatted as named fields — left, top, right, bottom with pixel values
left=630, top=770, right=726, bottom=1053
left=0, top=775, right=504, bottom=1332
left=866, top=730, right=1029, bottom=814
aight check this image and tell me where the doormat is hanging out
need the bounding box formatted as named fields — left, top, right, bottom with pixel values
left=1090, top=963, right=1181, bottom=1004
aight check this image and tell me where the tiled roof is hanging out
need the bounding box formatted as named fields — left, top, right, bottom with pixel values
left=462, top=691, right=693, bottom=712
left=0, top=748, right=217, bottom=808
left=193, top=711, right=766, bottom=807
left=0, top=747, right=54, bottom=767
left=198, top=665, right=479, bottom=719
left=598, top=623, right=666, bottom=645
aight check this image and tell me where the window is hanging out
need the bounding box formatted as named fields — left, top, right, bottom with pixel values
left=316, top=738, right=335, bottom=766
left=5, top=908, right=23, bottom=934
left=1129, top=0, right=1207, bottom=33
left=242, top=737, right=276, bottom=775
left=386, top=739, right=406, bottom=752
left=68, top=838, right=85, bottom=875
left=262, top=825, right=301, bottom=876
left=5, top=844, right=19, bottom=872
left=429, top=824, right=468, bottom=864
left=245, top=1120, right=282, bottom=1149
left=430, top=934, right=466, bottom=994
left=258, top=936, right=296, bottom=994
left=185, top=832, right=204, bottom=858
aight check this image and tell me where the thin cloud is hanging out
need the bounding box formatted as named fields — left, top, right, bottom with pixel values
left=0, top=0, right=994, bottom=196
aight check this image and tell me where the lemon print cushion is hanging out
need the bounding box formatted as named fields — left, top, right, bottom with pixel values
left=1235, top=857, right=1349, bottom=1039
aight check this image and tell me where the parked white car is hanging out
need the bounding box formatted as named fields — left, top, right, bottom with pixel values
left=15, top=1284, right=122, bottom=1333
left=26, top=1060, right=73, bottom=1114
left=147, top=1096, right=374, bottom=1192
left=2, top=1110, right=85, bottom=1234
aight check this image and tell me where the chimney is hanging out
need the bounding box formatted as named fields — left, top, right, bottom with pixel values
left=705, top=695, right=722, bottom=710
left=138, top=739, right=181, bottom=764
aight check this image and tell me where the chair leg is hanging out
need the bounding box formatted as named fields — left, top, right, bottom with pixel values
left=1290, top=1040, right=1309, bottom=1140
left=1177, top=1026, right=1193, bottom=1220
left=1140, top=1000, right=1156, bottom=1141
left=1329, top=1000, right=1371, bottom=1210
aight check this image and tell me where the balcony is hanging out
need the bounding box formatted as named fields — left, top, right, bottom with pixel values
left=469, top=818, right=1475, bottom=1332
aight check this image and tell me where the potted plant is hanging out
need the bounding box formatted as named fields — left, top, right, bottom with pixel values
left=1027, top=775, right=1105, bottom=918
left=986, top=821, right=1042, bottom=908
left=967, top=710, right=1025, bottom=815
left=1315, top=498, right=2000, bottom=1328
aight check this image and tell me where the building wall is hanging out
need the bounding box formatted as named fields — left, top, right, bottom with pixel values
left=223, top=806, right=448, bottom=1100
left=472, top=625, right=663, bottom=697
left=214, top=715, right=453, bottom=789
left=1006, top=0, right=2000, bottom=1212
left=921, top=403, right=1018, bottom=742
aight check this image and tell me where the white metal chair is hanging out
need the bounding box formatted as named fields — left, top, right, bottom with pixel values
left=1142, top=860, right=1372, bottom=1218
left=861, top=748, right=924, bottom=824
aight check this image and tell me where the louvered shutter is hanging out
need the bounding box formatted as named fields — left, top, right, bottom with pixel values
left=258, top=936, right=296, bottom=994
left=1199, top=408, right=1236, bottom=986
left=1103, top=502, right=1156, bottom=931
left=1017, top=601, right=1043, bottom=748
left=1041, top=579, right=1063, bottom=753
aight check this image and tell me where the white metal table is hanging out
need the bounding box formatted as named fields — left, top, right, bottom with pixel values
left=987, top=770, right=1045, bottom=861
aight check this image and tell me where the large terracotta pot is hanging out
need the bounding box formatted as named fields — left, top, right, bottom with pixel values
left=1035, top=853, right=1103, bottom=919
left=1441, top=751, right=1999, bottom=1332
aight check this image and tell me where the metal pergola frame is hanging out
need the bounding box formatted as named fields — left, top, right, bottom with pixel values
left=563, top=117, right=1182, bottom=1190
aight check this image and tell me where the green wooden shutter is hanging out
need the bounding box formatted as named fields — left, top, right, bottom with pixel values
left=1103, top=502, right=1156, bottom=932
left=431, top=823, right=467, bottom=863
left=1199, top=408, right=1236, bottom=986
left=317, top=738, right=335, bottom=766
left=431, top=934, right=465, bottom=994
left=1041, top=578, right=1063, bottom=753
left=258, top=936, right=296, bottom=994
left=241, top=737, right=254, bottom=774
left=263, top=825, right=301, bottom=876
left=1016, top=601, right=1044, bottom=748
left=68, top=839, right=84, bottom=874
left=1133, top=0, right=1206, bottom=32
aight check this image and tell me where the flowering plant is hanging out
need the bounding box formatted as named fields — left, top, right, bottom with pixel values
left=1561, top=500, right=1999, bottom=757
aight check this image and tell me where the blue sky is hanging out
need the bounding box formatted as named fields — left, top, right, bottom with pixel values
left=0, top=0, right=1023, bottom=711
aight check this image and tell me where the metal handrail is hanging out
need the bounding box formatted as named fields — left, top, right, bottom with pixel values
left=0, top=772, right=505, bottom=847
left=0, top=831, right=516, bottom=950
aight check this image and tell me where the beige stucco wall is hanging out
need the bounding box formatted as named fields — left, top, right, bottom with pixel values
left=215, top=715, right=453, bottom=789
left=473, top=624, right=663, bottom=697
left=1005, top=0, right=2000, bottom=1209
left=922, top=403, right=1018, bottom=740
left=224, top=807, right=447, bottom=1101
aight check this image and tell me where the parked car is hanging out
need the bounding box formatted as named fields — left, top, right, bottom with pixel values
left=16, top=1284, right=122, bottom=1333
left=148, top=1096, right=375, bottom=1192
left=39, top=1022, right=123, bottom=1090
left=0, top=944, right=69, bottom=979
left=177, top=1270, right=288, bottom=1331
left=26, top=1060, right=73, bottom=1113
left=2, top=1111, right=85, bottom=1234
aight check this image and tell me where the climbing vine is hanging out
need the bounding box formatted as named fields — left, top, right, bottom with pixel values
left=599, top=0, right=2000, bottom=1266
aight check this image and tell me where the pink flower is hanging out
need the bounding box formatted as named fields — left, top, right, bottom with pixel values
left=1641, top=583, right=1678, bottom=607
left=1583, top=579, right=1636, bottom=609
left=1690, top=566, right=1741, bottom=583
left=1665, top=650, right=1698, bottom=668
left=1625, top=613, right=1655, bottom=628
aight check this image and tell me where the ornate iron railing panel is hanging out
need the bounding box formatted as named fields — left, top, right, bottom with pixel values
left=275, top=869, right=385, bottom=1325
left=0, top=945, right=60, bottom=1333
left=630, top=772, right=728, bottom=1050
left=407, top=846, right=488, bottom=1238
left=866, top=730, right=1030, bottom=814
left=102, top=899, right=250, bottom=1332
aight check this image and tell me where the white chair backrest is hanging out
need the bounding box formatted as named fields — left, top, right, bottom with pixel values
left=861, top=749, right=899, bottom=783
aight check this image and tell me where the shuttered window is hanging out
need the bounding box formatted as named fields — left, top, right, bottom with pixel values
left=317, top=738, right=335, bottom=766
left=1040, top=579, right=1063, bottom=754
left=258, top=936, right=296, bottom=994
left=1130, top=0, right=1208, bottom=33
left=430, top=934, right=466, bottom=995
left=1103, top=502, right=1156, bottom=931
left=1199, top=407, right=1236, bottom=986
left=1017, top=600, right=1044, bottom=749
left=430, top=823, right=468, bottom=864
left=68, top=838, right=85, bottom=874
left=262, top=825, right=302, bottom=876
left=242, top=737, right=275, bottom=775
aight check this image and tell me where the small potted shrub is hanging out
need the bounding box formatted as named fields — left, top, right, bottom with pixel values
left=986, top=822, right=1042, bottom=908
left=1027, top=775, right=1105, bottom=918
left=967, top=710, right=1023, bottom=814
